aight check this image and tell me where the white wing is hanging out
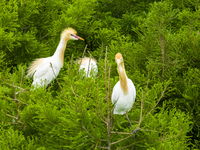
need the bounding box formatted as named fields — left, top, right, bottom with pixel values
left=111, top=81, right=120, bottom=105
left=32, top=58, right=60, bottom=87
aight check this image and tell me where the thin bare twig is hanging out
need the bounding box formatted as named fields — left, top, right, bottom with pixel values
left=105, top=46, right=111, bottom=150
left=111, top=131, right=134, bottom=135
left=50, top=62, right=63, bottom=91
left=87, top=50, right=105, bottom=70
left=96, top=84, right=107, bottom=123
left=96, top=145, right=109, bottom=149
left=86, top=55, right=92, bottom=77
left=4, top=113, right=18, bottom=120
left=0, top=80, right=27, bottom=91
left=71, top=85, right=80, bottom=97
left=11, top=99, right=28, bottom=105
left=110, top=135, right=133, bottom=145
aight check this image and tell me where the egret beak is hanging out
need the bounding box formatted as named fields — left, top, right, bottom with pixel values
left=116, top=59, right=121, bottom=66
left=71, top=34, right=84, bottom=41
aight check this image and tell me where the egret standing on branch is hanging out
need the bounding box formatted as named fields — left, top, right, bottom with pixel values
left=26, top=28, right=84, bottom=88
left=111, top=53, right=136, bottom=131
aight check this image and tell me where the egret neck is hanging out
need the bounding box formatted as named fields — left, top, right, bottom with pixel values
left=117, top=62, right=128, bottom=95
left=53, top=38, right=68, bottom=67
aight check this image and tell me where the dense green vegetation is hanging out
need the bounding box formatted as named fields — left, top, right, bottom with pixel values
left=0, top=0, right=200, bottom=149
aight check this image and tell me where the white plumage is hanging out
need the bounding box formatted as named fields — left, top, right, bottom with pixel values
left=76, top=57, right=98, bottom=78
left=112, top=78, right=136, bottom=114
left=111, top=53, right=136, bottom=127
left=26, top=28, right=84, bottom=88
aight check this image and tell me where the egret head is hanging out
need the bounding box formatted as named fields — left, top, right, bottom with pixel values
left=115, top=53, right=123, bottom=67
left=61, top=27, right=84, bottom=41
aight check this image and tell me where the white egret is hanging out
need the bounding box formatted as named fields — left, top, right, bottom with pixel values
left=26, top=28, right=84, bottom=88
left=111, top=53, right=136, bottom=132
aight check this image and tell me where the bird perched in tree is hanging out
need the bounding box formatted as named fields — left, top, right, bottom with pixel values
left=26, top=27, right=84, bottom=88
left=111, top=53, right=136, bottom=131
left=76, top=57, right=98, bottom=78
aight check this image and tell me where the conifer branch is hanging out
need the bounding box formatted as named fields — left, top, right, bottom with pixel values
left=5, top=0, right=27, bottom=27
left=0, top=80, right=26, bottom=91
left=136, top=79, right=149, bottom=129
left=3, top=113, right=23, bottom=124
left=110, top=135, right=133, bottom=145
left=71, top=85, right=80, bottom=97
left=111, top=131, right=134, bottom=135
left=82, top=124, right=107, bottom=142
left=43, top=108, right=60, bottom=124
left=140, top=128, right=164, bottom=134
left=96, top=145, right=109, bottom=149
left=146, top=85, right=167, bottom=116
left=11, top=99, right=28, bottom=105
left=4, top=113, right=18, bottom=120
left=0, top=120, right=20, bottom=125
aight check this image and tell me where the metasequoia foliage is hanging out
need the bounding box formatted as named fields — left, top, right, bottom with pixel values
left=0, top=47, right=192, bottom=149
left=0, top=0, right=200, bottom=149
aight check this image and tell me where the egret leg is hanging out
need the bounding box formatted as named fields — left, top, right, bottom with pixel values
left=126, top=112, right=132, bottom=128
left=46, top=84, right=50, bottom=89
left=126, top=112, right=138, bottom=137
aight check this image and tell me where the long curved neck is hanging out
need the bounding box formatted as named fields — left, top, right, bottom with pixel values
left=53, top=38, right=69, bottom=67
left=118, top=63, right=128, bottom=95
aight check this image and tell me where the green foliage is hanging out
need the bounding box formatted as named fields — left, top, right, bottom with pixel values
left=1, top=0, right=200, bottom=149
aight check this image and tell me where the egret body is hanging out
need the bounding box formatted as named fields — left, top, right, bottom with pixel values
left=111, top=53, right=136, bottom=128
